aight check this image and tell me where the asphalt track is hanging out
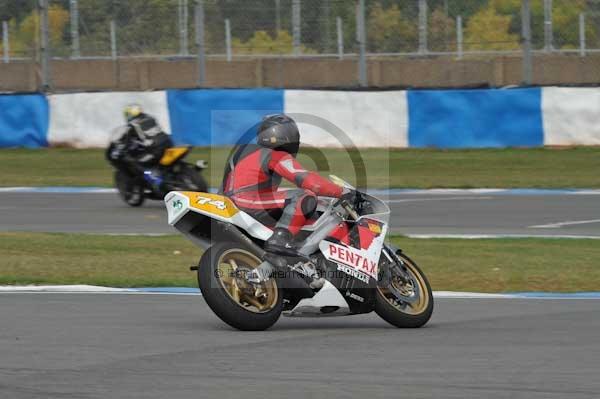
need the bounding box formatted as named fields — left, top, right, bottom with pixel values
left=2, top=190, right=599, bottom=398
left=0, top=294, right=598, bottom=399
left=1, top=190, right=599, bottom=237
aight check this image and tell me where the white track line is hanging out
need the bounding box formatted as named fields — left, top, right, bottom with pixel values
left=0, top=287, right=598, bottom=299
left=0, top=187, right=117, bottom=193
left=386, top=196, right=492, bottom=204
left=529, top=219, right=600, bottom=229
left=0, top=285, right=132, bottom=293
left=2, top=286, right=600, bottom=299
left=406, top=234, right=600, bottom=239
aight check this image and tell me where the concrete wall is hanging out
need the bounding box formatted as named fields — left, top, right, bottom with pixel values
left=2, top=55, right=600, bottom=92
left=0, top=62, right=38, bottom=92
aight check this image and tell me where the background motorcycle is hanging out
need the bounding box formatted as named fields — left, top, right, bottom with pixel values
left=107, top=130, right=208, bottom=207
left=165, top=176, right=433, bottom=331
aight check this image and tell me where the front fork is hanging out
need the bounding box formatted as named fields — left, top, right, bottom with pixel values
left=378, top=244, right=421, bottom=304
left=380, top=244, right=408, bottom=279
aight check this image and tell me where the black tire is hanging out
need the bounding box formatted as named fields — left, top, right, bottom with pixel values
left=375, top=252, right=434, bottom=328
left=177, top=164, right=208, bottom=192
left=198, top=242, right=283, bottom=331
left=114, top=170, right=145, bottom=207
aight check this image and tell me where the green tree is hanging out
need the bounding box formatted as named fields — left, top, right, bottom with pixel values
left=429, top=7, right=456, bottom=52
left=70, top=0, right=180, bottom=56
left=532, top=0, right=597, bottom=48
left=232, top=30, right=314, bottom=55
left=465, top=6, right=520, bottom=51
left=427, top=0, right=486, bottom=20
left=367, top=2, right=416, bottom=53
left=0, top=5, right=69, bottom=57
left=0, top=0, right=36, bottom=22
left=486, top=0, right=591, bottom=49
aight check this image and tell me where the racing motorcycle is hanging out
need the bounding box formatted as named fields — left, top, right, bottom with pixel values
left=106, top=128, right=208, bottom=207
left=165, top=176, right=433, bottom=331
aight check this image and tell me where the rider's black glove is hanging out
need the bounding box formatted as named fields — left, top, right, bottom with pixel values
left=109, top=142, right=126, bottom=161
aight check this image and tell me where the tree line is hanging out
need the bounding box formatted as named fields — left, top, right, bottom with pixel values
left=0, top=0, right=597, bottom=57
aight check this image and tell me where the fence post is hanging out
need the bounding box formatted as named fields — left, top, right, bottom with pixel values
left=292, top=0, right=301, bottom=56
left=456, top=15, right=463, bottom=59
left=110, top=20, right=117, bottom=60
left=418, top=0, right=428, bottom=54
left=275, top=0, right=281, bottom=33
left=579, top=13, right=586, bottom=57
left=195, top=0, right=206, bottom=86
left=178, top=0, right=183, bottom=55
left=336, top=16, right=343, bottom=60
left=225, top=18, right=232, bottom=61
left=356, top=0, right=367, bottom=87
left=39, top=0, right=51, bottom=90
left=543, top=0, right=553, bottom=52
left=521, top=0, right=533, bottom=85
left=70, top=0, right=80, bottom=58
left=178, top=0, right=189, bottom=56
left=324, top=0, right=331, bottom=53
left=2, top=21, right=8, bottom=63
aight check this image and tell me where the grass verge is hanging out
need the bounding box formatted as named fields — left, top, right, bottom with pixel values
left=1, top=147, right=600, bottom=188
left=1, top=232, right=599, bottom=292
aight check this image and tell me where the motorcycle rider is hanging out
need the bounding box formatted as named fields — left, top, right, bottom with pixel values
left=108, top=104, right=173, bottom=191
left=222, top=114, right=355, bottom=256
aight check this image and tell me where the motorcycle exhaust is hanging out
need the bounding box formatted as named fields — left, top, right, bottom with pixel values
left=215, top=221, right=267, bottom=259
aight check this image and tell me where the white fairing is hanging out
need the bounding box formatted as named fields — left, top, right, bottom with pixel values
left=233, top=212, right=273, bottom=241
left=358, top=192, right=391, bottom=225
left=165, top=191, right=273, bottom=244
left=285, top=280, right=350, bottom=317
left=318, top=224, right=388, bottom=282
left=165, top=192, right=190, bottom=225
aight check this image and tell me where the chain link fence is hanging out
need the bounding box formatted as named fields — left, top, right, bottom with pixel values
left=0, top=0, right=39, bottom=61
left=2, top=1, right=600, bottom=87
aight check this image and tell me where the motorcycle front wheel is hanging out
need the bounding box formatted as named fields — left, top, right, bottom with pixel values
left=375, top=252, right=434, bottom=328
left=198, top=242, right=283, bottom=331
left=114, top=170, right=145, bottom=207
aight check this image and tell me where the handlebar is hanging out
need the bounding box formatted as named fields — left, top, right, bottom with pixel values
left=333, top=198, right=360, bottom=221
left=341, top=200, right=360, bottom=221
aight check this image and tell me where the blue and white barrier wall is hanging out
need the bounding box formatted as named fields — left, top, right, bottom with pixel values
left=1, top=87, right=599, bottom=148
left=0, top=94, right=48, bottom=147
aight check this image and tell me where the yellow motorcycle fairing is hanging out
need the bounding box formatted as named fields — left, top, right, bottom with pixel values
left=165, top=191, right=274, bottom=246
left=160, top=147, right=191, bottom=166
left=179, top=192, right=239, bottom=219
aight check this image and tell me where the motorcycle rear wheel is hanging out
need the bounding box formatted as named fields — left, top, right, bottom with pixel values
left=176, top=164, right=208, bottom=192
left=198, top=242, right=283, bottom=331
left=375, top=252, right=433, bottom=328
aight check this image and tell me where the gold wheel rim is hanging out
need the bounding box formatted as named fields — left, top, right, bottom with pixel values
left=216, top=249, right=279, bottom=314
left=378, top=258, right=430, bottom=315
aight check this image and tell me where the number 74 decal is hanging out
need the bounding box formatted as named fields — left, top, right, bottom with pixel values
left=196, top=196, right=227, bottom=210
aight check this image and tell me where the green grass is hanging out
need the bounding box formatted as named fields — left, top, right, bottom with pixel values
left=0, top=233, right=200, bottom=288
left=1, top=147, right=600, bottom=188
left=392, top=236, right=600, bottom=293
left=1, top=232, right=599, bottom=292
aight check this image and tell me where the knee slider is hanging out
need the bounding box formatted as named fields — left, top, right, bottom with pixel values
left=300, top=195, right=317, bottom=218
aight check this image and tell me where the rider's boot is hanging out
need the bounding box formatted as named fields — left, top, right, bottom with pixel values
left=264, top=227, right=300, bottom=257
left=246, top=228, right=299, bottom=284
left=247, top=228, right=324, bottom=285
